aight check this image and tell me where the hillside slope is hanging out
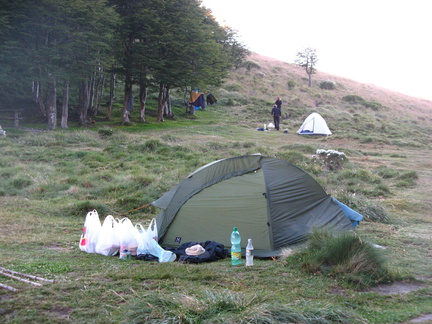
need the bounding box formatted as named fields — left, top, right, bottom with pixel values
left=236, top=54, right=432, bottom=115
left=214, top=53, right=432, bottom=138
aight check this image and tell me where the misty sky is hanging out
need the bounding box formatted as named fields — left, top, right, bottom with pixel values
left=201, top=0, right=432, bottom=101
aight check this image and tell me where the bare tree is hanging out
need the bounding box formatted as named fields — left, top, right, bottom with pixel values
left=295, top=47, right=318, bottom=87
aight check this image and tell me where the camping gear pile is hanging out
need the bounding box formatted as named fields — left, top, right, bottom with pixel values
left=189, top=90, right=206, bottom=110
left=79, top=210, right=176, bottom=262
left=79, top=155, right=364, bottom=261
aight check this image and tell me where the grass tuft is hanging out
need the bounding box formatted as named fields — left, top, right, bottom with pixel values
left=125, top=290, right=367, bottom=323
left=292, top=229, right=395, bottom=289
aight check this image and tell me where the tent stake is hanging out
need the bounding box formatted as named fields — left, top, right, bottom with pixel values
left=0, top=267, right=55, bottom=283
left=0, top=271, right=42, bottom=287
left=0, top=282, right=19, bottom=292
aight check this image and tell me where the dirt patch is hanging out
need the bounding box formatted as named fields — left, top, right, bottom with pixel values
left=407, top=313, right=432, bottom=323
left=370, top=281, right=425, bottom=295
left=45, top=243, right=70, bottom=253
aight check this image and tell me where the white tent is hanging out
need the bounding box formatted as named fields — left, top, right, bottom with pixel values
left=297, top=112, right=332, bottom=135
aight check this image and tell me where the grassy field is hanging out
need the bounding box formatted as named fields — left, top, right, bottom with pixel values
left=1, top=54, right=431, bottom=323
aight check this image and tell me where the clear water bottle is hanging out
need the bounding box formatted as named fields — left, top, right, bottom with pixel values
left=230, top=227, right=242, bottom=265
left=246, top=239, right=254, bottom=266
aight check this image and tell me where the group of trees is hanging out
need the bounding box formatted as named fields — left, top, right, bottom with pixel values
left=0, top=0, right=249, bottom=129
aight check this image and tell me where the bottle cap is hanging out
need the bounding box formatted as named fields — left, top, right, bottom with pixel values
left=233, top=227, right=237, bottom=231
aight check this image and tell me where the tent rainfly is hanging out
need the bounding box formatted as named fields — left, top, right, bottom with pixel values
left=152, top=155, right=363, bottom=257
left=297, top=112, right=332, bottom=135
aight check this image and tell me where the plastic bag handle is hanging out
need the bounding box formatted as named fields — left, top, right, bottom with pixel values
left=148, top=218, right=156, bottom=231
left=135, top=223, right=145, bottom=232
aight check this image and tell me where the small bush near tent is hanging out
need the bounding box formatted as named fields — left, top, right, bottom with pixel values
left=290, top=229, right=396, bottom=289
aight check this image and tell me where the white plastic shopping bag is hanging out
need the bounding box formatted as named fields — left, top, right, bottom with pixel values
left=79, top=210, right=101, bottom=253
left=147, top=237, right=176, bottom=262
left=118, top=217, right=139, bottom=255
left=147, top=218, right=158, bottom=242
left=136, top=224, right=148, bottom=255
left=139, top=218, right=176, bottom=262
left=95, top=215, right=120, bottom=256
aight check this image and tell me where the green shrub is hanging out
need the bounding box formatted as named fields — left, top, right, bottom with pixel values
left=98, top=128, right=113, bottom=137
left=336, top=169, right=380, bottom=183
left=398, top=170, right=418, bottom=180
left=276, top=150, right=309, bottom=165
left=287, top=80, right=296, bottom=89
left=294, top=229, right=394, bottom=288
left=239, top=60, right=261, bottom=71
left=342, top=95, right=365, bottom=104
left=132, top=139, right=167, bottom=152
left=396, top=179, right=416, bottom=188
left=374, top=166, right=399, bottom=179
left=319, top=80, right=336, bottom=90
left=371, top=184, right=391, bottom=197
left=363, top=101, right=382, bottom=110
left=11, top=176, right=32, bottom=189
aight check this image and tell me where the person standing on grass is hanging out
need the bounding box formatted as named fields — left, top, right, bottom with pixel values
left=271, top=104, right=282, bottom=130
left=275, top=97, right=282, bottom=111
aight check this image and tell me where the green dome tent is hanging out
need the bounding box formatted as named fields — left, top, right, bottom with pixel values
left=152, top=155, right=362, bottom=257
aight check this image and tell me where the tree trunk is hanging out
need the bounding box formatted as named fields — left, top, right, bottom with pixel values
left=184, top=88, right=195, bottom=115
left=163, top=86, right=173, bottom=118
left=183, top=88, right=189, bottom=112
left=308, top=73, right=312, bottom=87
left=122, top=80, right=132, bottom=125
left=33, top=81, right=47, bottom=117
left=107, top=73, right=116, bottom=120
left=79, top=80, right=90, bottom=125
left=94, top=73, right=104, bottom=116
left=156, top=83, right=169, bottom=122
left=88, top=76, right=95, bottom=116
left=47, top=79, right=57, bottom=130
left=139, top=81, right=147, bottom=122
left=60, top=80, right=69, bottom=128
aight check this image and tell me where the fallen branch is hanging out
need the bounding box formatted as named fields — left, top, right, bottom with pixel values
left=0, top=282, right=18, bottom=292
left=0, top=271, right=42, bottom=287
left=0, top=267, right=55, bottom=283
